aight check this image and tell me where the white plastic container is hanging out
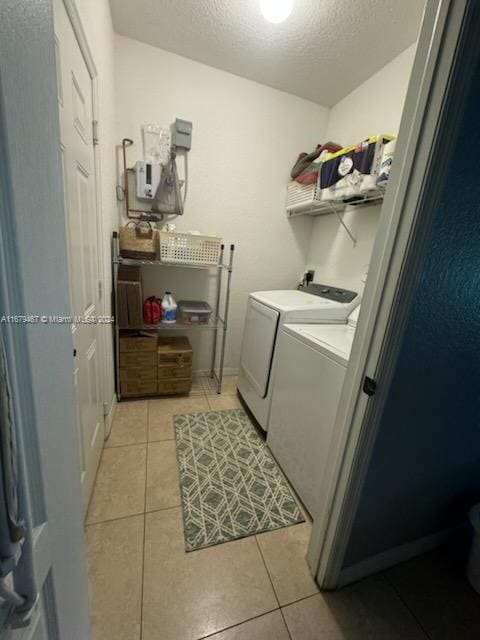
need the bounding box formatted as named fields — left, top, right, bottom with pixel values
left=467, top=504, right=480, bottom=594
left=178, top=300, right=212, bottom=325
left=161, top=292, right=177, bottom=324
left=377, top=139, right=396, bottom=188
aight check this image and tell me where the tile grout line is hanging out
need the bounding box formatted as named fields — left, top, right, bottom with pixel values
left=105, top=440, right=149, bottom=449
left=85, top=505, right=183, bottom=528
left=196, top=607, right=281, bottom=640
left=139, top=402, right=150, bottom=640
left=254, top=536, right=293, bottom=640
left=103, top=441, right=147, bottom=450
left=278, top=590, right=321, bottom=609
left=85, top=511, right=147, bottom=528
left=85, top=432, right=149, bottom=527
left=106, top=392, right=225, bottom=448
left=382, top=572, right=433, bottom=639
left=84, top=438, right=107, bottom=525
left=145, top=503, right=181, bottom=515
left=205, top=390, right=213, bottom=411
left=105, top=435, right=178, bottom=449
left=275, top=609, right=293, bottom=640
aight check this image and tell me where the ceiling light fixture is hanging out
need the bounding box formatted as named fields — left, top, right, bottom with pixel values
left=260, top=0, right=294, bottom=24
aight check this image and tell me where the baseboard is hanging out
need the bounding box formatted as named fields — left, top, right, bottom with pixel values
left=193, top=367, right=239, bottom=377
left=104, top=394, right=117, bottom=439
left=338, top=527, right=459, bottom=587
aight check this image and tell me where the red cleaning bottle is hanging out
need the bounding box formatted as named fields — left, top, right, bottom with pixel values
left=143, top=297, right=162, bottom=324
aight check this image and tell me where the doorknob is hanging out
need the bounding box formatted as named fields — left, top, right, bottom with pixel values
left=73, top=349, right=77, bottom=357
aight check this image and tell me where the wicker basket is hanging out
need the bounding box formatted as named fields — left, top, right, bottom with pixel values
left=119, top=225, right=159, bottom=261
left=159, top=231, right=222, bottom=266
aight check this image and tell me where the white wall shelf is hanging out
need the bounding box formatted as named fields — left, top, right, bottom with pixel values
left=286, top=189, right=385, bottom=220
left=287, top=189, right=385, bottom=247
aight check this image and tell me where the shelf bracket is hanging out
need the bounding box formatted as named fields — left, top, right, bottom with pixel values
left=331, top=204, right=357, bottom=246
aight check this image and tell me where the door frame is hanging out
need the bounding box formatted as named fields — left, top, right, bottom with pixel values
left=0, top=105, right=53, bottom=639
left=61, top=0, right=111, bottom=430
left=0, top=0, right=90, bottom=635
left=307, top=0, right=475, bottom=588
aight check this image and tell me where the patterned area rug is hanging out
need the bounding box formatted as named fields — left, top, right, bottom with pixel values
left=174, top=408, right=304, bottom=552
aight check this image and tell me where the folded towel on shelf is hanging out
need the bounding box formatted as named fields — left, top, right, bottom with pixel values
left=291, top=142, right=343, bottom=185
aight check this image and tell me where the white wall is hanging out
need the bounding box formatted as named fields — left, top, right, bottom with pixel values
left=307, top=44, right=417, bottom=294
left=115, top=35, right=328, bottom=372
left=76, top=21, right=416, bottom=378
left=75, top=0, right=117, bottom=411
left=325, top=44, right=417, bottom=144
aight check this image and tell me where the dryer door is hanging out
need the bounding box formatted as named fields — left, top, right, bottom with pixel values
left=240, top=299, right=279, bottom=398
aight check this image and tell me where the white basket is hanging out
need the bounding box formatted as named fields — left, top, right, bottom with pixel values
left=286, top=181, right=323, bottom=215
left=159, top=231, right=222, bottom=266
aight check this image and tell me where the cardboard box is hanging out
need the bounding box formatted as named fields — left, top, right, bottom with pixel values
left=117, top=281, right=129, bottom=328
left=117, top=266, right=143, bottom=329
left=126, top=282, right=142, bottom=328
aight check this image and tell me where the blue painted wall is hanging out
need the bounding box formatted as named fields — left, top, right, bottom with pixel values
left=343, top=45, right=480, bottom=568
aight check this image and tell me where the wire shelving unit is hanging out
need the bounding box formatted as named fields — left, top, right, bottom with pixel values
left=112, top=232, right=234, bottom=400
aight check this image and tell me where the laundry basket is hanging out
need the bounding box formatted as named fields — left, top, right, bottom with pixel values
left=159, top=231, right=222, bottom=266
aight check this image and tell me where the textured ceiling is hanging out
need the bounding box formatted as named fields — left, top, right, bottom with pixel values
left=109, top=0, right=424, bottom=106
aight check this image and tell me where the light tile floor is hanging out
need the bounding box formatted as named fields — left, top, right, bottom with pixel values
left=86, top=375, right=480, bottom=639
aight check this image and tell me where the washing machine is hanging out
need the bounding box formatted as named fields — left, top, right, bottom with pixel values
left=237, top=285, right=359, bottom=432
left=267, top=307, right=359, bottom=516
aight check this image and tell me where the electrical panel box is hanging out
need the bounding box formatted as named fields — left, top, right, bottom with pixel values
left=172, top=119, right=193, bottom=151
left=135, top=161, right=162, bottom=200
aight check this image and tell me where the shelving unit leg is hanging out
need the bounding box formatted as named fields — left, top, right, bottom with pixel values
left=210, top=244, right=224, bottom=381
left=113, top=232, right=121, bottom=401
left=217, top=244, right=234, bottom=394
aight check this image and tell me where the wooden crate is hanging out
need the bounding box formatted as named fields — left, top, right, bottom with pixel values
left=120, top=379, right=157, bottom=398
left=157, top=336, right=193, bottom=367
left=157, top=336, right=192, bottom=396
left=119, top=366, right=157, bottom=383
left=119, top=335, right=194, bottom=398
left=119, top=332, right=158, bottom=398
left=158, top=365, right=192, bottom=379
left=119, top=333, right=157, bottom=353
left=120, top=351, right=156, bottom=368
left=157, top=378, right=192, bottom=396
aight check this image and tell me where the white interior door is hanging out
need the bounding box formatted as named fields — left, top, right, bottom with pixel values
left=54, top=0, right=103, bottom=511
left=240, top=299, right=279, bottom=397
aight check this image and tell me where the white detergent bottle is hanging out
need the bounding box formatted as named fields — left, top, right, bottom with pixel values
left=161, top=291, right=177, bottom=324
